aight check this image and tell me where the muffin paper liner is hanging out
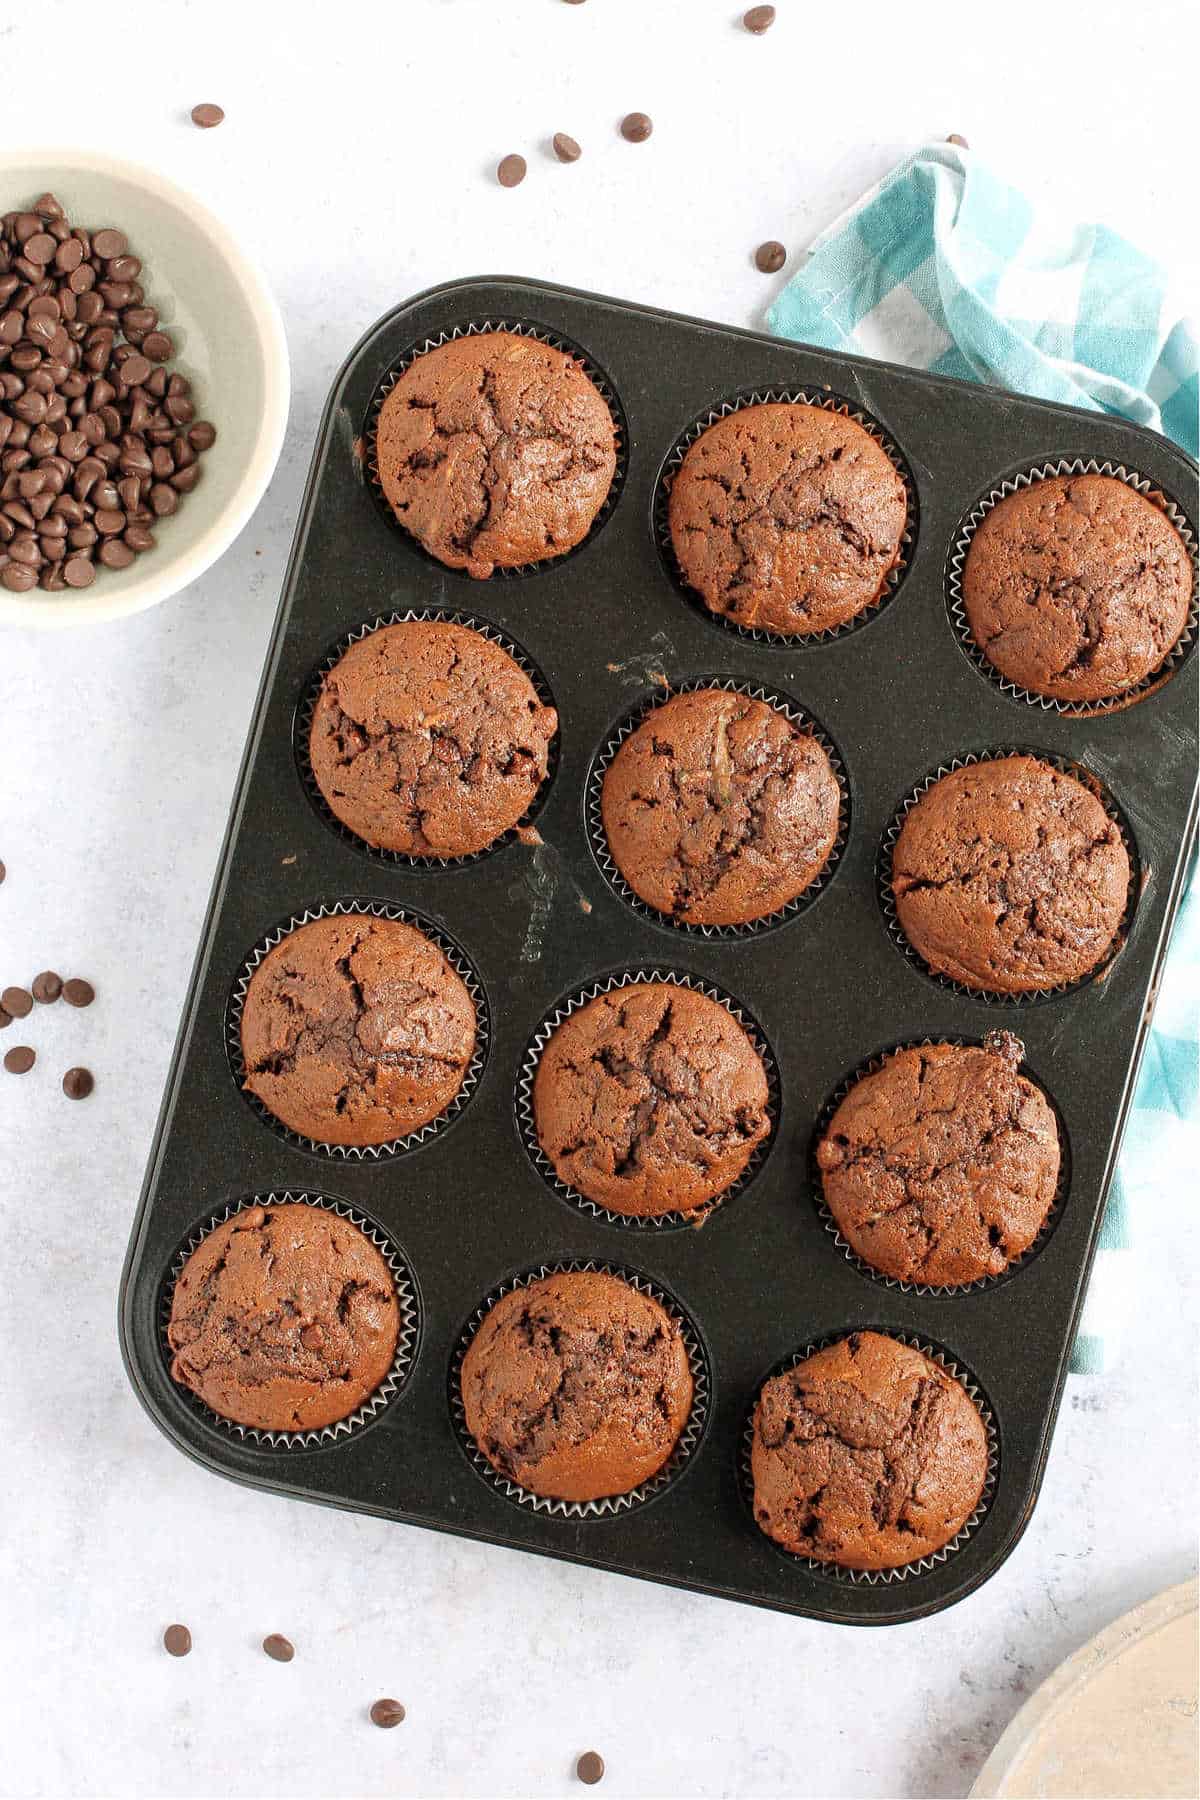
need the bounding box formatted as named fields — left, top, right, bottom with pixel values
left=809, top=1036, right=1070, bottom=1297
left=159, top=1191, right=420, bottom=1452
left=738, top=1331, right=998, bottom=1585
left=878, top=747, right=1141, bottom=1007
left=364, top=317, right=628, bottom=579
left=653, top=385, right=917, bottom=646
left=516, top=968, right=780, bottom=1231
left=294, top=607, right=560, bottom=869
left=226, top=899, right=489, bottom=1160
left=585, top=675, right=849, bottom=940
left=449, top=1258, right=710, bottom=1519
left=946, top=458, right=1199, bottom=716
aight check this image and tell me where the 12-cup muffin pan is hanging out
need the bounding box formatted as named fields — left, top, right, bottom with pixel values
left=120, top=277, right=1199, bottom=1625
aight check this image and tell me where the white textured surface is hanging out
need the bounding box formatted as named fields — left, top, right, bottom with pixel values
left=1, top=3, right=1196, bottom=1796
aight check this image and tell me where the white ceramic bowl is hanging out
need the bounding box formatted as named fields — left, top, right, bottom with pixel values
left=0, top=148, right=289, bottom=629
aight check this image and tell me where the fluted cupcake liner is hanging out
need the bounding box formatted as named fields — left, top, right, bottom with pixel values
left=585, top=675, right=850, bottom=940
left=449, top=1258, right=710, bottom=1519
left=159, top=1191, right=420, bottom=1452
left=294, top=607, right=560, bottom=870
left=809, top=1036, right=1071, bottom=1297
left=654, top=385, right=917, bottom=647
left=946, top=458, right=1198, bottom=716
left=515, top=968, right=780, bottom=1232
left=877, top=747, right=1141, bottom=1007
left=363, top=317, right=628, bottom=578
left=226, top=899, right=489, bottom=1160
left=738, top=1330, right=999, bottom=1585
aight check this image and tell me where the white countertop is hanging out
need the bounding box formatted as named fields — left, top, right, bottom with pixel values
left=2, top=3, right=1196, bottom=1796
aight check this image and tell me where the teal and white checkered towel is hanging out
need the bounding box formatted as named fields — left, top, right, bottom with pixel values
left=768, top=140, right=1199, bottom=1372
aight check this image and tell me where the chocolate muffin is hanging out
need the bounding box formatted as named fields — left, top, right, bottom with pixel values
left=532, top=981, right=771, bottom=1218
left=891, top=754, right=1130, bottom=994
left=309, top=620, right=557, bottom=858
left=374, top=331, right=617, bottom=576
left=816, top=1032, right=1060, bottom=1286
left=460, top=1269, right=693, bottom=1501
left=667, top=402, right=908, bottom=636
left=963, top=474, right=1193, bottom=704
left=751, top=1331, right=989, bottom=1569
left=240, top=913, right=476, bottom=1146
left=600, top=688, right=841, bottom=925
left=167, top=1203, right=400, bottom=1432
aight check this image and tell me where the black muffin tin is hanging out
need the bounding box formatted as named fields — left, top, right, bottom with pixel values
left=120, top=277, right=1199, bottom=1624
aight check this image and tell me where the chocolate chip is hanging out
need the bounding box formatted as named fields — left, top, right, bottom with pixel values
left=497, top=154, right=527, bottom=189
left=62, top=977, right=94, bottom=1007
left=743, top=4, right=777, bottom=29
left=620, top=113, right=653, bottom=143
left=577, top=1752, right=605, bottom=1785
left=0, top=860, right=5, bottom=882
left=163, top=1623, right=192, bottom=1657
left=62, top=1066, right=94, bottom=1100
left=552, top=133, right=582, bottom=164
left=92, top=229, right=128, bottom=260
left=947, top=132, right=970, bottom=148
left=262, top=1634, right=294, bottom=1663
left=1, top=986, right=32, bottom=1018
left=369, top=1699, right=406, bottom=1729
left=754, top=239, right=787, bottom=273
left=0, top=1011, right=9, bottom=1031
left=31, top=970, right=62, bottom=1003
left=4, top=1045, right=35, bottom=1075
left=190, top=103, right=225, bottom=129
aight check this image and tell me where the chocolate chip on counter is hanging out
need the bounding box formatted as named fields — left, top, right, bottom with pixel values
left=190, top=103, right=225, bottom=129
left=577, top=1752, right=605, bottom=1785
left=31, top=970, right=62, bottom=1003
left=1, top=986, right=33, bottom=1018
left=754, top=239, right=787, bottom=273
left=369, top=1699, right=406, bottom=1729
left=947, top=132, right=970, bottom=147
left=620, top=113, right=653, bottom=143
left=163, top=1623, right=192, bottom=1657
left=743, top=4, right=777, bottom=29
left=497, top=154, right=527, bottom=189
left=62, top=978, right=95, bottom=1007
left=62, top=1066, right=94, bottom=1100
left=4, top=1045, right=35, bottom=1074
left=262, top=1634, right=295, bottom=1663
left=552, top=132, right=582, bottom=164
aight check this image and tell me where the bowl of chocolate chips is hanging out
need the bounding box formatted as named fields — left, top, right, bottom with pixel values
left=0, top=149, right=289, bottom=627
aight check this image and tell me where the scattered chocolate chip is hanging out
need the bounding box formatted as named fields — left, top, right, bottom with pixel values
left=947, top=133, right=970, bottom=148
left=743, top=4, right=776, bottom=29
left=191, top=104, right=225, bottom=129
left=0, top=1009, right=10, bottom=1030
left=369, top=1699, right=406, bottom=1728
left=0, top=860, right=5, bottom=883
left=62, top=1067, right=94, bottom=1100
left=620, top=113, right=653, bottom=143
left=552, top=133, right=582, bottom=164
left=4, top=1045, right=35, bottom=1074
left=577, top=1752, right=605, bottom=1785
left=163, top=1623, right=192, bottom=1657
left=32, top=970, right=62, bottom=1003
left=1, top=986, right=33, bottom=1018
left=497, top=155, right=527, bottom=189
left=754, top=239, right=787, bottom=273
left=62, top=978, right=95, bottom=1007
left=262, top=1634, right=295, bottom=1663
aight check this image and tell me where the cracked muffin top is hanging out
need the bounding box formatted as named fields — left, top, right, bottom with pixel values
left=963, top=474, right=1193, bottom=704
left=374, top=331, right=618, bottom=576
left=601, top=687, right=840, bottom=926
left=308, top=619, right=557, bottom=858
left=240, top=913, right=477, bottom=1146
left=667, top=401, right=908, bottom=636
left=460, top=1269, right=693, bottom=1502
left=751, top=1331, right=989, bottom=1569
left=891, top=754, right=1130, bottom=994
left=816, top=1032, right=1060, bottom=1286
left=167, top=1203, right=400, bottom=1432
left=532, top=980, right=770, bottom=1218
